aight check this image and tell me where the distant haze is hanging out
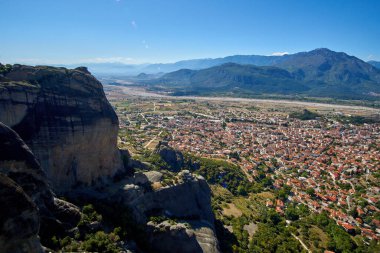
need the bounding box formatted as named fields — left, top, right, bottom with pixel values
left=52, top=49, right=380, bottom=76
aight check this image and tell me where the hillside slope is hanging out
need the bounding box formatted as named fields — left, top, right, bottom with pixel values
left=276, top=48, right=380, bottom=85
left=159, top=63, right=308, bottom=94
left=368, top=60, right=380, bottom=69
left=150, top=49, right=380, bottom=100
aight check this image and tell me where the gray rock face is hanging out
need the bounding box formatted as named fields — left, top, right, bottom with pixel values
left=0, top=122, right=54, bottom=212
left=155, top=141, right=184, bottom=172
left=143, top=171, right=163, bottom=183
left=0, top=173, right=43, bottom=253
left=146, top=220, right=219, bottom=253
left=191, top=221, right=220, bottom=253
left=117, top=171, right=220, bottom=253
left=130, top=174, right=214, bottom=224
left=0, top=122, right=81, bottom=247
left=0, top=64, right=123, bottom=191
left=133, top=171, right=163, bottom=185
left=146, top=221, right=202, bottom=253
left=1, top=64, right=219, bottom=252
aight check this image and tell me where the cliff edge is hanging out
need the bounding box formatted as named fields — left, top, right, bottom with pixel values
left=0, top=64, right=123, bottom=191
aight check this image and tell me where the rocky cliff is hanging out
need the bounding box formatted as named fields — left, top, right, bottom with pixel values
left=0, top=64, right=219, bottom=252
left=154, top=141, right=184, bottom=172
left=115, top=170, right=220, bottom=253
left=0, top=122, right=81, bottom=252
left=0, top=64, right=123, bottom=191
left=0, top=173, right=43, bottom=253
left=146, top=220, right=218, bottom=253
left=0, top=121, right=54, bottom=212
left=129, top=171, right=213, bottom=223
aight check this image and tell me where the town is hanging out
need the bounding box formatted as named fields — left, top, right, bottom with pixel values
left=106, top=85, right=380, bottom=242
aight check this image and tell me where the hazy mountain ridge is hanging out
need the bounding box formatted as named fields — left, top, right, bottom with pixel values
left=142, top=55, right=287, bottom=74
left=275, top=48, right=380, bottom=85
left=56, top=55, right=287, bottom=75
left=158, top=63, right=308, bottom=94
left=49, top=49, right=380, bottom=78
left=148, top=49, right=380, bottom=100
left=368, top=60, right=380, bottom=69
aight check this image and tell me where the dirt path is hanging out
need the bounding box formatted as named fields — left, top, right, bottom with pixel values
left=291, top=233, right=312, bottom=253
left=144, top=131, right=162, bottom=149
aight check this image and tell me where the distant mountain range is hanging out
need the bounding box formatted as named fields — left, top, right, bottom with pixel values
left=157, top=63, right=308, bottom=93
left=56, top=50, right=380, bottom=76
left=58, top=55, right=287, bottom=75
left=146, top=48, right=380, bottom=100
left=52, top=48, right=380, bottom=100
left=368, top=60, right=380, bottom=69
left=136, top=55, right=287, bottom=75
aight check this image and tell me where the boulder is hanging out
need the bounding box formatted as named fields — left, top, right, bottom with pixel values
left=146, top=221, right=201, bottom=253
left=144, top=171, right=163, bottom=183
left=133, top=171, right=163, bottom=185
left=113, top=170, right=220, bottom=252
left=128, top=173, right=214, bottom=224
left=134, top=172, right=150, bottom=185
left=146, top=220, right=219, bottom=253
left=154, top=141, right=184, bottom=172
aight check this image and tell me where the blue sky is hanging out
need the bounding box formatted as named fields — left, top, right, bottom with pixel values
left=1, top=0, right=380, bottom=64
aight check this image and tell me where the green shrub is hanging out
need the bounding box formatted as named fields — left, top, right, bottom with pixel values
left=78, top=204, right=102, bottom=227
left=81, top=231, right=120, bottom=253
left=184, top=154, right=253, bottom=195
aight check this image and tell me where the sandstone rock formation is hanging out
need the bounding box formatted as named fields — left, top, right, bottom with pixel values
left=0, top=121, right=54, bottom=213
left=0, top=173, right=43, bottom=253
left=0, top=64, right=220, bottom=252
left=117, top=170, right=220, bottom=253
left=133, top=171, right=163, bottom=186
left=0, top=64, right=123, bottom=190
left=146, top=220, right=219, bottom=253
left=154, top=141, right=184, bottom=172
left=125, top=172, right=213, bottom=223
left=0, top=121, right=81, bottom=250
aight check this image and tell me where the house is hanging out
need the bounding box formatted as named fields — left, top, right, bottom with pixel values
left=266, top=200, right=274, bottom=207
left=341, top=223, right=356, bottom=234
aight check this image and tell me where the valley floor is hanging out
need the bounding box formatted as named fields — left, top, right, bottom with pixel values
left=106, top=84, right=380, bottom=252
left=105, top=85, right=380, bottom=111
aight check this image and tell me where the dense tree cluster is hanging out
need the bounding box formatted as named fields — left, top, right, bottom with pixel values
left=185, top=154, right=253, bottom=195
left=292, top=212, right=380, bottom=253
left=0, top=64, right=12, bottom=74
left=47, top=204, right=124, bottom=253
left=289, top=109, right=320, bottom=120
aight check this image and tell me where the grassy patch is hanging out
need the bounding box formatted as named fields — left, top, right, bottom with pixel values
left=222, top=203, right=243, bottom=218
